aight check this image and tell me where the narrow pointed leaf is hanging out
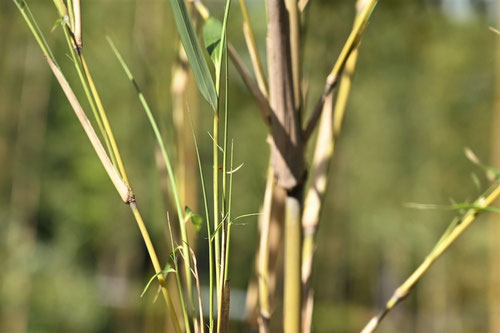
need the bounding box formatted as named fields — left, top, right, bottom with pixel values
left=140, top=267, right=176, bottom=298
left=185, top=206, right=203, bottom=231
left=169, top=0, right=218, bottom=110
left=202, top=17, right=223, bottom=68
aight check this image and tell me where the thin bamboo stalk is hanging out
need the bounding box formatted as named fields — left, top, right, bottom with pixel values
left=284, top=196, right=302, bottom=333
left=257, top=165, right=275, bottom=332
left=213, top=111, right=221, bottom=320
left=300, top=93, right=334, bottom=333
left=130, top=203, right=183, bottom=333
left=46, top=58, right=131, bottom=202
left=303, top=0, right=377, bottom=141
left=73, top=0, right=82, bottom=50
left=108, top=35, right=197, bottom=330
left=60, top=24, right=118, bottom=168
left=66, top=0, right=75, bottom=32
left=190, top=113, right=214, bottom=332
left=300, top=2, right=363, bottom=329
left=285, top=0, right=301, bottom=111
left=238, top=0, right=268, bottom=97
left=15, top=4, right=185, bottom=329
left=246, top=160, right=286, bottom=331
left=361, top=184, right=500, bottom=333
left=227, top=44, right=271, bottom=125
left=171, top=40, right=197, bottom=324
left=79, top=55, right=130, bottom=186
left=47, top=56, right=182, bottom=331
left=218, top=34, right=232, bottom=333
left=266, top=0, right=305, bottom=331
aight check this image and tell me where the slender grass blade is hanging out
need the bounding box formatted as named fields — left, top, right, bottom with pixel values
left=169, top=0, right=218, bottom=110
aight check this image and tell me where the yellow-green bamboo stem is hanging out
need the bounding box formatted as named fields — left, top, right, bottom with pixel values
left=213, top=112, right=221, bottom=315
left=361, top=183, right=500, bottom=333
left=130, top=203, right=182, bottom=333
left=303, top=0, right=377, bottom=140
left=46, top=57, right=130, bottom=202
left=13, top=0, right=57, bottom=65
left=239, top=0, right=268, bottom=97
left=301, top=92, right=335, bottom=333
left=80, top=55, right=131, bottom=187
left=285, top=0, right=301, bottom=110
left=223, top=141, right=234, bottom=283
left=17, top=2, right=182, bottom=330
left=214, top=1, right=233, bottom=329
left=107, top=36, right=195, bottom=327
left=324, top=0, right=375, bottom=88
left=333, top=49, right=358, bottom=136
left=66, top=0, right=75, bottom=32
left=284, top=196, right=302, bottom=333
left=60, top=26, right=117, bottom=170
left=218, top=34, right=231, bottom=333
left=257, top=165, right=274, bottom=332
left=301, top=4, right=362, bottom=329
left=53, top=0, right=68, bottom=21
left=47, top=57, right=179, bottom=329
left=171, top=45, right=196, bottom=326
left=73, top=0, right=82, bottom=50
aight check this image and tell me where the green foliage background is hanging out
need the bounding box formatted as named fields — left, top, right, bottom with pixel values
left=0, top=0, right=496, bottom=331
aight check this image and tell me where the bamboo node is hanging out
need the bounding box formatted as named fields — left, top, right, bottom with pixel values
left=126, top=191, right=136, bottom=204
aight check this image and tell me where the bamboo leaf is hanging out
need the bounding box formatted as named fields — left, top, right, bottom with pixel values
left=231, top=212, right=260, bottom=224
left=185, top=206, right=203, bottom=232
left=140, top=267, right=176, bottom=298
left=169, top=0, right=218, bottom=110
left=202, top=17, right=223, bottom=68
left=405, top=202, right=500, bottom=214
left=210, top=214, right=228, bottom=242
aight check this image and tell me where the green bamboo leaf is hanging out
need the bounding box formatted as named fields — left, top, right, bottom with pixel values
left=185, top=206, right=203, bottom=232
left=210, top=214, right=228, bottom=242
left=169, top=0, right=218, bottom=110
left=202, top=17, right=223, bottom=68
left=405, top=202, right=500, bottom=213
left=140, top=267, right=176, bottom=298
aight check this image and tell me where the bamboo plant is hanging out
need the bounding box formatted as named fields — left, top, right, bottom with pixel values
left=15, top=0, right=379, bottom=331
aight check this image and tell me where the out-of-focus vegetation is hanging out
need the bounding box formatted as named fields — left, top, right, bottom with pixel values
left=0, top=0, right=497, bottom=332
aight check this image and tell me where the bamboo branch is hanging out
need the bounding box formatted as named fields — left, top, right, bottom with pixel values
left=79, top=54, right=131, bottom=186
left=239, top=0, right=268, bottom=98
left=130, top=203, right=182, bottom=333
left=245, top=159, right=285, bottom=331
left=47, top=56, right=182, bottom=331
left=300, top=93, right=333, bottom=333
left=16, top=4, right=184, bottom=329
left=285, top=0, right=302, bottom=111
left=46, top=57, right=131, bottom=203
left=257, top=164, right=275, bottom=332
left=300, top=1, right=363, bottom=329
left=267, top=0, right=304, bottom=191
left=284, top=196, right=302, bottom=333
left=298, top=0, right=309, bottom=12
left=266, top=0, right=305, bottom=331
left=360, top=183, right=500, bottom=333
left=73, top=0, right=82, bottom=51
left=303, top=0, right=377, bottom=141
left=227, top=44, right=271, bottom=126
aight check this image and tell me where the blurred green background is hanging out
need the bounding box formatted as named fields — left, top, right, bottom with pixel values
left=1, top=0, right=498, bottom=332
